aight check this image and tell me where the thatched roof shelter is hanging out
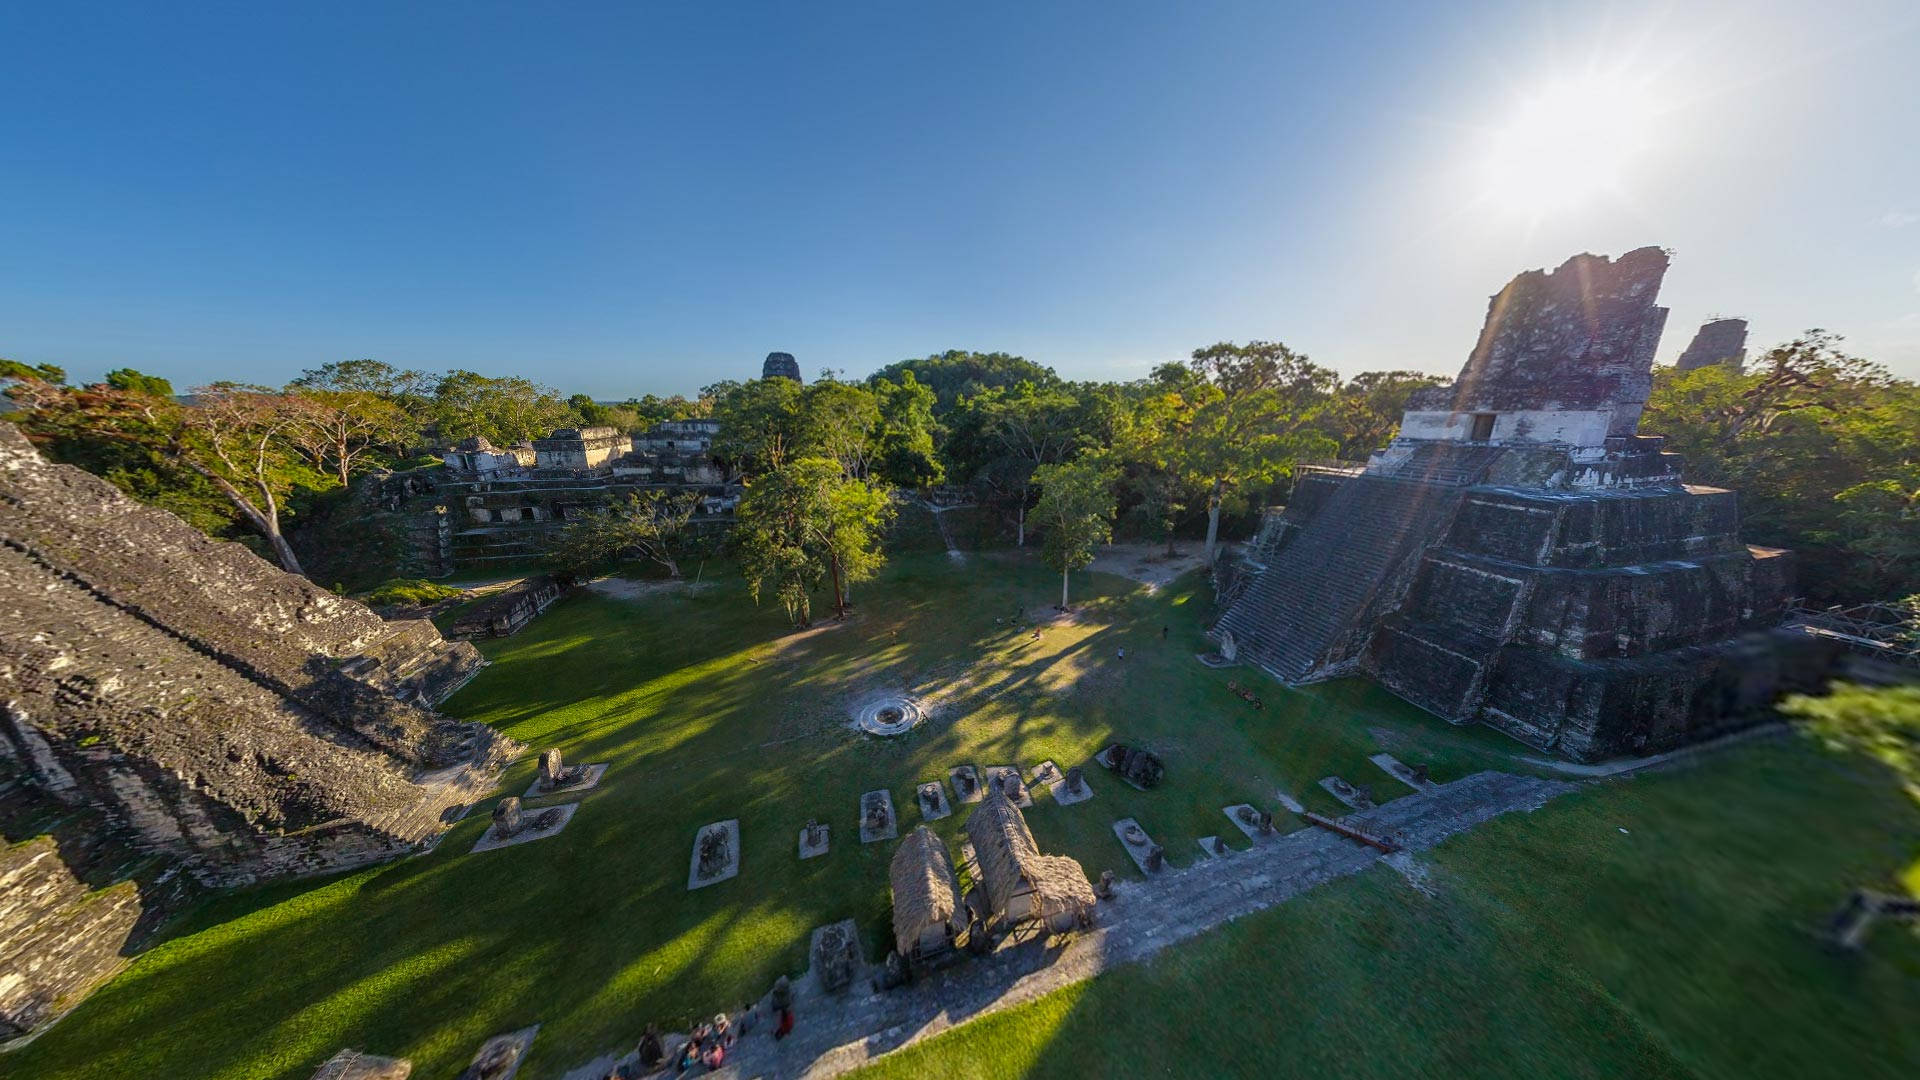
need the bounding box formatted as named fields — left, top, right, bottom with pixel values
left=962, top=788, right=1096, bottom=929
left=889, top=825, right=962, bottom=956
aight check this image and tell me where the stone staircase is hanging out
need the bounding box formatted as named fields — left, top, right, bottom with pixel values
left=1378, top=443, right=1507, bottom=486
left=1217, top=475, right=1467, bottom=683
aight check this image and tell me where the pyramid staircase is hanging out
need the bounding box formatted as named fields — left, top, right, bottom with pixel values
left=1218, top=465, right=1486, bottom=684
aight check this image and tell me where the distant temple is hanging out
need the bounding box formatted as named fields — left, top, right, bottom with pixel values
left=762, top=351, right=803, bottom=382
left=1673, top=316, right=1749, bottom=374
left=1216, top=249, right=1826, bottom=762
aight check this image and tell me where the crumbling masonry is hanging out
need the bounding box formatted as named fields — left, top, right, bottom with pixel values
left=1217, top=249, right=1829, bottom=761
left=0, top=422, right=517, bottom=1040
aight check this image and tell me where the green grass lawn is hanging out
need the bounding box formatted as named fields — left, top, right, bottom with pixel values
left=8, top=551, right=1915, bottom=1079
left=850, top=736, right=1920, bottom=1080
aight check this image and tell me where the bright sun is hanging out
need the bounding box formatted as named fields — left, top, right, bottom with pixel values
left=1480, top=74, right=1662, bottom=217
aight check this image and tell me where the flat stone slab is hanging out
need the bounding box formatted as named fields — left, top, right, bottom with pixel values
left=1319, top=775, right=1375, bottom=810
left=470, top=802, right=580, bottom=854
left=687, top=819, right=741, bottom=890
left=798, top=823, right=830, bottom=860
left=522, top=762, right=607, bottom=800
left=1111, top=817, right=1164, bottom=874
left=1370, top=753, right=1438, bottom=792
left=916, top=782, right=951, bottom=821
left=984, top=765, right=1033, bottom=807
left=1224, top=804, right=1278, bottom=843
left=1275, top=790, right=1305, bottom=814
left=949, top=765, right=984, bottom=804
left=1030, top=760, right=1062, bottom=787
left=462, top=1025, right=538, bottom=1080
left=1196, top=835, right=1232, bottom=859
left=859, top=790, right=898, bottom=844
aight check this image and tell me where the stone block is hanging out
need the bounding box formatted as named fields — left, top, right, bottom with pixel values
left=797, top=821, right=829, bottom=860
left=948, top=765, right=983, bottom=803
left=916, top=782, right=951, bottom=821
left=984, top=766, right=1032, bottom=807
left=457, top=1025, right=537, bottom=1080
left=1112, top=818, right=1164, bottom=875
left=522, top=762, right=606, bottom=800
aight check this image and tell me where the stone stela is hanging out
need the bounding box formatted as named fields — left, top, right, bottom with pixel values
left=522, top=749, right=607, bottom=799
left=471, top=796, right=579, bottom=854
left=687, top=820, right=740, bottom=890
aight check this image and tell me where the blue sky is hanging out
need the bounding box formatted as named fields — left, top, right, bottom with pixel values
left=3, top=1, right=1916, bottom=396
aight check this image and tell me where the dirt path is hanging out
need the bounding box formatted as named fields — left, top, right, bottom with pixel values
left=1083, top=543, right=1209, bottom=591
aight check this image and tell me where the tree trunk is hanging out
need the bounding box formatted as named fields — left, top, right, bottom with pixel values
left=1203, top=479, right=1224, bottom=564
left=829, top=553, right=848, bottom=618
left=1060, top=566, right=1070, bottom=609
left=189, top=462, right=307, bottom=577
left=1016, top=502, right=1026, bottom=547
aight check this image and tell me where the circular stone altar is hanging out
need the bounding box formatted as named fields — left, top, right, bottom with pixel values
left=854, top=696, right=925, bottom=736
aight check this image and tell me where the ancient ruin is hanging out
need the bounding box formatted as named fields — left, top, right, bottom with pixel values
left=687, top=820, right=740, bottom=889
left=1215, top=249, right=1829, bottom=761
left=0, top=423, right=513, bottom=887
left=855, top=696, right=924, bottom=736
left=524, top=748, right=605, bottom=798
left=0, top=423, right=517, bottom=1040
left=811, top=919, right=860, bottom=993
left=1673, top=316, right=1749, bottom=374
left=372, top=413, right=737, bottom=575
left=0, top=837, right=141, bottom=1041
left=949, top=765, right=983, bottom=803
left=449, top=575, right=569, bottom=639
left=798, top=818, right=830, bottom=859
left=311, top=1049, right=413, bottom=1080
left=472, top=796, right=575, bottom=853
left=1100, top=744, right=1165, bottom=789
left=762, top=351, right=804, bottom=383
left=860, top=790, right=898, bottom=844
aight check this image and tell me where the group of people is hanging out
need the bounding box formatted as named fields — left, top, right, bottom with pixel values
left=607, top=975, right=797, bottom=1078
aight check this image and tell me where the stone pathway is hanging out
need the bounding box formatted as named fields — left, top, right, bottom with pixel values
left=560, top=770, right=1573, bottom=1080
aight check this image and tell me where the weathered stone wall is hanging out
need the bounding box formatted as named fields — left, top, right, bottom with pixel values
left=0, top=422, right=510, bottom=887
left=1406, top=247, right=1671, bottom=437
left=0, top=836, right=141, bottom=1042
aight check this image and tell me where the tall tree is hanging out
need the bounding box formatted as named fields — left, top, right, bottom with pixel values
left=1161, top=342, right=1339, bottom=562
left=952, top=381, right=1087, bottom=546
left=735, top=457, right=894, bottom=624
left=799, top=379, right=881, bottom=479
left=870, top=371, right=944, bottom=488
left=710, top=376, right=805, bottom=478
left=1031, top=457, right=1117, bottom=609
left=9, top=376, right=315, bottom=574
left=1324, top=370, right=1448, bottom=459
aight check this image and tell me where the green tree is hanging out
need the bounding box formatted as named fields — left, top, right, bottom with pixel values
left=1031, top=457, right=1117, bottom=609
left=1643, top=331, right=1920, bottom=602
left=1324, top=370, right=1448, bottom=459
left=431, top=370, right=571, bottom=446
left=870, top=371, right=943, bottom=488
left=869, top=350, right=1058, bottom=418
left=950, top=381, right=1087, bottom=546
left=0, top=358, right=68, bottom=386
left=735, top=457, right=894, bottom=624
left=1159, top=342, right=1339, bottom=563
left=104, top=368, right=175, bottom=398
left=799, top=379, right=881, bottom=479
left=710, top=376, right=805, bottom=478
left=11, top=376, right=316, bottom=574
left=546, top=490, right=703, bottom=579
left=1782, top=680, right=1920, bottom=801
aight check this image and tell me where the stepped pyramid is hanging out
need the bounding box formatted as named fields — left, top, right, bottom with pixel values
left=1216, top=249, right=1828, bottom=761
left=0, top=421, right=516, bottom=887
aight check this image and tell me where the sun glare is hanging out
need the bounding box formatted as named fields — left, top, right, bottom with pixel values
left=1480, top=74, right=1663, bottom=217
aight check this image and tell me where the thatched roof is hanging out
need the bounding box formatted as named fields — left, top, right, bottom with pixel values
left=962, top=788, right=1096, bottom=921
left=889, top=826, right=962, bottom=954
